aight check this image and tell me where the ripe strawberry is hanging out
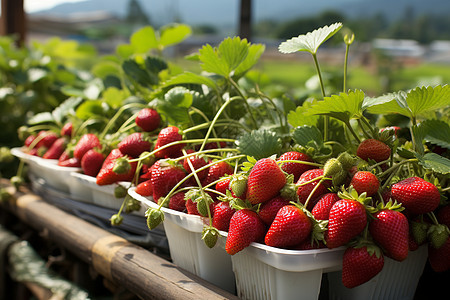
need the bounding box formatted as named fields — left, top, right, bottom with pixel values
left=185, top=196, right=201, bottom=215
left=437, top=205, right=450, bottom=227
left=154, top=126, right=184, bottom=158
left=356, top=138, right=391, bottom=162
left=296, top=169, right=331, bottom=210
left=369, top=209, right=409, bottom=261
left=57, top=157, right=81, bottom=167
left=428, top=236, right=450, bottom=272
left=202, top=161, right=234, bottom=187
left=150, top=160, right=186, bottom=202
left=118, top=132, right=151, bottom=158
left=391, top=177, right=441, bottom=215
left=74, top=133, right=101, bottom=161
left=81, top=148, right=105, bottom=177
left=225, top=209, right=266, bottom=255
left=350, top=171, right=380, bottom=196
left=212, top=201, right=235, bottom=231
left=292, top=238, right=326, bottom=250
left=246, top=158, right=287, bottom=205
left=342, top=245, right=384, bottom=288
left=265, top=205, right=312, bottom=248
left=60, top=122, right=73, bottom=137
left=183, top=152, right=209, bottom=181
left=277, top=151, right=314, bottom=182
left=168, top=192, right=187, bottom=212
left=42, top=137, right=67, bottom=159
left=135, top=108, right=160, bottom=132
left=215, top=177, right=231, bottom=195
left=96, top=149, right=137, bottom=185
left=35, top=131, right=59, bottom=149
left=258, top=196, right=290, bottom=226
left=311, top=193, right=340, bottom=221
left=135, top=179, right=153, bottom=197
left=327, top=199, right=367, bottom=249
left=24, top=134, right=36, bottom=148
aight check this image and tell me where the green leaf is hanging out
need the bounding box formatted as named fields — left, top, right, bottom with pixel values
left=236, top=129, right=281, bottom=160
left=130, top=26, right=158, bottom=53
left=305, top=89, right=365, bottom=123
left=28, top=112, right=54, bottom=125
left=164, top=87, right=193, bottom=108
left=52, top=97, right=83, bottom=124
left=92, top=61, right=120, bottom=79
left=76, top=100, right=105, bottom=120
left=423, top=119, right=450, bottom=149
left=116, top=44, right=135, bottom=58
left=160, top=72, right=218, bottom=91
left=411, top=123, right=426, bottom=156
left=122, top=59, right=155, bottom=87
left=198, top=44, right=231, bottom=77
left=159, top=24, right=192, bottom=48
left=278, top=22, right=343, bottom=54
left=287, top=101, right=319, bottom=127
left=406, top=85, right=450, bottom=117
left=219, top=37, right=249, bottom=72
left=234, top=43, right=265, bottom=78
left=292, top=125, right=323, bottom=150
left=145, top=56, right=168, bottom=75
left=417, top=152, right=450, bottom=174
left=102, top=87, right=128, bottom=109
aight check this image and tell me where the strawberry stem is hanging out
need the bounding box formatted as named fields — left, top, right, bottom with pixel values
left=277, top=159, right=323, bottom=168
left=303, top=178, right=328, bottom=209
left=99, top=103, right=144, bottom=140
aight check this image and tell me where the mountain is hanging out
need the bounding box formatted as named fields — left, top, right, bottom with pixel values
left=31, top=0, right=450, bottom=27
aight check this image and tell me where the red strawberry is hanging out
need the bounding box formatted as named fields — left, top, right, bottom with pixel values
left=60, top=122, right=73, bottom=137
left=265, top=205, right=312, bottom=248
left=246, top=158, right=287, bottom=205
left=342, top=245, right=384, bottom=288
left=202, top=161, right=234, bottom=187
left=135, top=108, right=160, bottom=132
left=185, top=196, right=201, bottom=215
left=154, top=126, right=184, bottom=158
left=356, top=138, right=391, bottom=162
left=277, top=151, right=314, bottom=182
left=292, top=238, right=326, bottom=250
left=81, top=149, right=105, bottom=177
left=437, top=205, right=450, bottom=227
left=369, top=209, right=409, bottom=261
left=212, top=201, right=235, bottom=231
left=35, top=131, right=59, bottom=149
left=74, top=133, right=101, bottom=161
left=118, top=132, right=151, bottom=158
left=258, top=196, right=290, bottom=226
left=391, top=177, right=441, bottom=215
left=42, top=137, right=67, bottom=159
left=327, top=199, right=367, bottom=249
left=150, top=160, right=186, bottom=202
left=24, top=134, right=36, bottom=148
left=135, top=179, right=153, bottom=197
left=350, top=171, right=380, bottom=196
left=183, top=152, right=209, bottom=181
left=96, top=149, right=137, bottom=185
left=296, top=169, right=331, bottom=210
left=168, top=192, right=187, bottom=212
left=57, top=157, right=81, bottom=167
left=428, top=236, right=450, bottom=272
left=311, top=193, right=340, bottom=221
left=225, top=209, right=266, bottom=255
left=215, top=177, right=231, bottom=195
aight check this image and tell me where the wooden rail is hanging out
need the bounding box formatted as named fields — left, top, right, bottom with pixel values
left=0, top=181, right=238, bottom=300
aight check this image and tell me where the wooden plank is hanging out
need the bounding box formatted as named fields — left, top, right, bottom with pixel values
left=1, top=182, right=238, bottom=300
left=0, top=0, right=26, bottom=45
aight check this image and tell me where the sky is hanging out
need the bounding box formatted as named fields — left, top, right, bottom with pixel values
left=24, top=0, right=85, bottom=13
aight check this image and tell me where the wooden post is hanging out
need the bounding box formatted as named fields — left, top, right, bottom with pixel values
left=0, top=0, right=26, bottom=45
left=239, top=0, right=252, bottom=41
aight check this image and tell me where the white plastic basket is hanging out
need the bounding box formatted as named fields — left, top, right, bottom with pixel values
left=129, top=187, right=236, bottom=294
left=328, top=245, right=428, bottom=300
left=223, top=235, right=345, bottom=300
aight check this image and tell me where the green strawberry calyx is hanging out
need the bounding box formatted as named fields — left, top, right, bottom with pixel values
left=145, top=207, right=164, bottom=230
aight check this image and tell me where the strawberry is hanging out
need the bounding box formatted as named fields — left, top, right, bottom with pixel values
left=168, top=192, right=187, bottom=212
left=311, top=193, right=340, bottom=221
left=185, top=196, right=201, bottom=215
left=202, top=161, right=234, bottom=187
left=265, top=205, right=312, bottom=248
left=135, top=179, right=153, bottom=197
left=150, top=160, right=186, bottom=202
left=369, top=209, right=409, bottom=261
left=327, top=199, right=367, bottom=249
left=342, top=245, right=384, bottom=288
left=42, top=137, right=67, bottom=159
left=35, top=131, right=59, bottom=149
left=81, top=148, right=105, bottom=177
left=60, top=122, right=73, bottom=137
left=24, top=134, right=36, bottom=148
left=428, top=236, right=450, bottom=272
left=225, top=209, right=266, bottom=255
left=350, top=171, right=380, bottom=196
left=154, top=126, right=184, bottom=159
left=212, top=201, right=235, bottom=231
left=246, top=158, right=287, bottom=205
left=57, top=157, right=81, bottom=167
left=183, top=152, right=209, bottom=181
left=258, top=196, right=290, bottom=226
left=437, top=205, right=450, bottom=227
left=96, top=149, right=137, bottom=185
left=135, top=108, right=160, bottom=132
left=296, top=169, right=331, bottom=210
left=118, top=132, right=151, bottom=158
left=215, top=177, right=231, bottom=195
left=356, top=138, right=391, bottom=162
left=277, top=151, right=314, bottom=182
left=391, top=177, right=441, bottom=215
left=292, top=238, right=326, bottom=250
left=74, top=133, right=101, bottom=161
